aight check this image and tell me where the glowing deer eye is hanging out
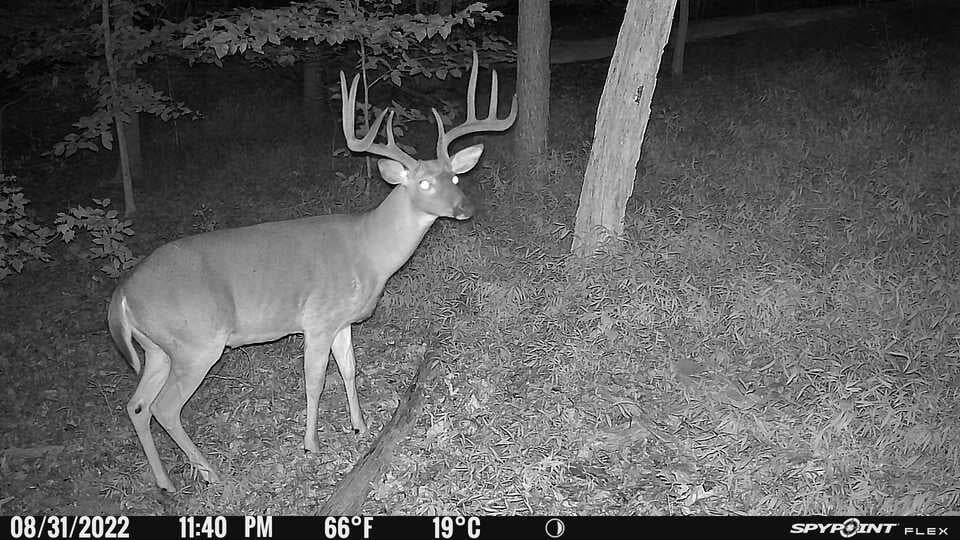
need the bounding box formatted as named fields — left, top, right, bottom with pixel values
left=451, top=175, right=459, bottom=185
left=419, top=180, right=430, bottom=190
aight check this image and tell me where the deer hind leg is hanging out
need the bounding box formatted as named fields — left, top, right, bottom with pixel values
left=127, top=341, right=175, bottom=492
left=331, top=326, right=367, bottom=434
left=150, top=340, right=226, bottom=485
left=303, top=331, right=335, bottom=453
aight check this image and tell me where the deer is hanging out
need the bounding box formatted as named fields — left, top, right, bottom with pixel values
left=107, top=51, right=516, bottom=492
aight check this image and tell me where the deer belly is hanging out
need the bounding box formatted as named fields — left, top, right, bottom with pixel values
left=223, top=288, right=313, bottom=346
left=226, top=312, right=301, bottom=346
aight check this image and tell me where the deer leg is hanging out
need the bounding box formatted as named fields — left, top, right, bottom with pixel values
left=127, top=342, right=175, bottom=492
left=151, top=341, right=225, bottom=485
left=331, top=326, right=367, bottom=434
left=303, top=331, right=334, bottom=453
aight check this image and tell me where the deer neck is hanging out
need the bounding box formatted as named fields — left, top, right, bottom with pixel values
left=359, top=185, right=437, bottom=279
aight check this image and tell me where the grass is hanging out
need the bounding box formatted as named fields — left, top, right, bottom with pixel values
left=1, top=8, right=959, bottom=515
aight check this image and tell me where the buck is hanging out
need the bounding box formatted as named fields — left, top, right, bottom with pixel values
left=107, top=51, right=516, bottom=492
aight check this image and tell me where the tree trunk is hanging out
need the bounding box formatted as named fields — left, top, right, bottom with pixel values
left=516, top=0, right=551, bottom=160
left=303, top=59, right=327, bottom=128
left=102, top=0, right=135, bottom=216
left=124, top=108, right=143, bottom=181
left=672, top=0, right=690, bottom=78
left=572, top=0, right=677, bottom=255
left=113, top=67, right=143, bottom=189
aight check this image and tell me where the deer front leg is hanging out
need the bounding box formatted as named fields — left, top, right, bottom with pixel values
left=303, top=332, right=334, bottom=453
left=331, top=326, right=367, bottom=434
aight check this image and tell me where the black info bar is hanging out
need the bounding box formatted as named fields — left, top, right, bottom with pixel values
left=3, top=515, right=957, bottom=540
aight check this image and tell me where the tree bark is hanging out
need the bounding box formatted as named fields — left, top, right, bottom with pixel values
left=572, top=0, right=677, bottom=255
left=516, top=0, right=551, bottom=160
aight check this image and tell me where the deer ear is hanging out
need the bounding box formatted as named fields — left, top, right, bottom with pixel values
left=449, top=144, right=484, bottom=174
left=378, top=159, right=409, bottom=185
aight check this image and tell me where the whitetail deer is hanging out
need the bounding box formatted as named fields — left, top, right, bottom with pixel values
left=107, top=51, right=516, bottom=492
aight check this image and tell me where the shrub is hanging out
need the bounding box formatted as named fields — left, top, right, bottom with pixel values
left=55, top=199, right=137, bottom=279
left=0, top=175, right=53, bottom=279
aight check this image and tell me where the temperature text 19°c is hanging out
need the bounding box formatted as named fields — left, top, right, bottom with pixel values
left=433, top=517, right=481, bottom=539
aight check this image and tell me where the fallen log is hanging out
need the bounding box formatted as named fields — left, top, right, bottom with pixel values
left=550, top=4, right=884, bottom=65
left=317, top=337, right=442, bottom=515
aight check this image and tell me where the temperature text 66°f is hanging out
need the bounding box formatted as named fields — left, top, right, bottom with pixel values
left=323, top=517, right=373, bottom=539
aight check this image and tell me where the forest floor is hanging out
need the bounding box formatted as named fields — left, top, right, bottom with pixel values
left=2, top=4, right=959, bottom=515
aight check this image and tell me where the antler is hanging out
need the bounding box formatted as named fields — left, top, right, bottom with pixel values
left=340, top=71, right=420, bottom=171
left=433, top=50, right=518, bottom=163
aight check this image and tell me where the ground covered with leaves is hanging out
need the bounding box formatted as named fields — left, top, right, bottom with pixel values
left=2, top=6, right=959, bottom=515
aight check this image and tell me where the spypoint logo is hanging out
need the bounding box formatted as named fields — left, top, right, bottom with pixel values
left=791, top=518, right=898, bottom=538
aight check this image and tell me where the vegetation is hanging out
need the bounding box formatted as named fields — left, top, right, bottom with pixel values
left=1, top=7, right=958, bottom=515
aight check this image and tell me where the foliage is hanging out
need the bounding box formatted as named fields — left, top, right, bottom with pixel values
left=0, top=176, right=136, bottom=281
left=55, top=199, right=137, bottom=279
left=182, top=1, right=511, bottom=70
left=182, top=0, right=513, bottom=137
left=52, top=68, right=195, bottom=159
left=2, top=0, right=195, bottom=159
left=0, top=175, right=54, bottom=280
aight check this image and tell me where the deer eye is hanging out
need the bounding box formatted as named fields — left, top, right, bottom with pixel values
left=418, top=179, right=431, bottom=190
left=451, top=175, right=459, bottom=185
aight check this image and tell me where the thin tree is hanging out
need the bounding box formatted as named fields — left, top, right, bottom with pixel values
left=671, top=0, right=689, bottom=79
left=572, top=0, right=678, bottom=255
left=516, top=0, right=550, bottom=159
left=102, top=0, right=135, bottom=215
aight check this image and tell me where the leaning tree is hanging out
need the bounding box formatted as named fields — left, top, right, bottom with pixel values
left=573, top=0, right=678, bottom=254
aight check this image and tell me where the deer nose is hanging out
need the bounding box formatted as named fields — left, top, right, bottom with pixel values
left=453, top=198, right=475, bottom=220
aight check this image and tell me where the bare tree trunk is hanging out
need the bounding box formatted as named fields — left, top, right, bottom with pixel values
left=672, top=0, right=690, bottom=78
left=516, top=0, right=551, bottom=160
left=303, top=58, right=327, bottom=128
left=124, top=95, right=143, bottom=182
left=572, top=0, right=678, bottom=255
left=112, top=67, right=142, bottom=189
left=102, top=0, right=135, bottom=216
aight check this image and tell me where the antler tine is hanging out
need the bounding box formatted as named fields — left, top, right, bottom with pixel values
left=437, top=50, right=518, bottom=162
left=489, top=69, right=499, bottom=117
left=465, top=49, right=479, bottom=123
left=339, top=71, right=419, bottom=170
